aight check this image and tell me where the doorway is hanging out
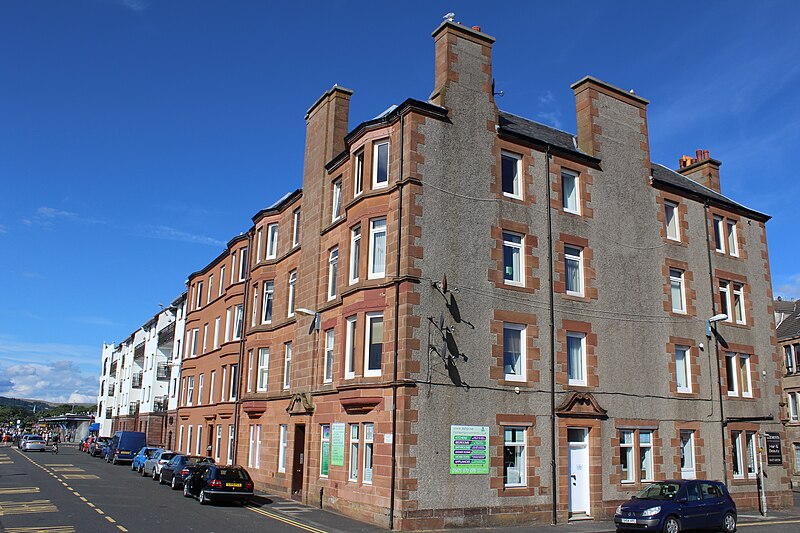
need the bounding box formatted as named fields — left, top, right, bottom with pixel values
left=291, top=424, right=305, bottom=498
left=568, top=427, right=590, bottom=516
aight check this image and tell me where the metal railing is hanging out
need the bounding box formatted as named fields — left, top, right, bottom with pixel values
left=153, top=396, right=168, bottom=412
left=156, top=363, right=169, bottom=380
left=129, top=401, right=140, bottom=415
left=105, top=408, right=113, bottom=418
left=132, top=372, right=143, bottom=388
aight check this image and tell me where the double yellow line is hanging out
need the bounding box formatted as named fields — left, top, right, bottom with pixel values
left=246, top=504, right=328, bottom=533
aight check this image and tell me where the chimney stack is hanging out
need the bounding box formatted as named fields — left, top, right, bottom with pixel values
left=676, top=148, right=722, bottom=193
left=430, top=20, right=495, bottom=109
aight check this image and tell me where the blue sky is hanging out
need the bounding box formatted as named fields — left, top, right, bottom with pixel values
left=1, top=1, right=798, bottom=403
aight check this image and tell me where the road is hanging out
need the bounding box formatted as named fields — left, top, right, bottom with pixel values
left=0, top=444, right=346, bottom=533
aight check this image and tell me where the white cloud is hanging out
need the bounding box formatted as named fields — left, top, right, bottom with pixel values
left=0, top=335, right=99, bottom=374
left=0, top=360, right=98, bottom=404
left=71, top=315, right=120, bottom=328
left=145, top=225, right=226, bottom=247
left=776, top=274, right=800, bottom=301
left=22, top=206, right=103, bottom=228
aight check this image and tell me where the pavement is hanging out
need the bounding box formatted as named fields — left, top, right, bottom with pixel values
left=249, top=484, right=800, bottom=533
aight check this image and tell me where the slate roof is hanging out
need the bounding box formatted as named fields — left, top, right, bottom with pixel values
left=777, top=300, right=800, bottom=341
left=497, top=110, right=588, bottom=157
left=651, top=164, right=769, bottom=222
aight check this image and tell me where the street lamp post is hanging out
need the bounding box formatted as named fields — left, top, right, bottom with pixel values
left=707, top=313, right=728, bottom=485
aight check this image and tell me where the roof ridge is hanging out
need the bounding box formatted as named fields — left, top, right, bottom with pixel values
left=498, top=109, right=578, bottom=138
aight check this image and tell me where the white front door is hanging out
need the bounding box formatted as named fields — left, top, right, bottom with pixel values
left=568, top=428, right=590, bottom=515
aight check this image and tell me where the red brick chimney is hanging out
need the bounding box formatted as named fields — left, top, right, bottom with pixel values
left=676, top=149, right=722, bottom=193
left=429, top=20, right=495, bottom=108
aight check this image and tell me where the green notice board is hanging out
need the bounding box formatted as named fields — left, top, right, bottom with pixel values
left=450, top=425, right=489, bottom=474
left=331, top=422, right=346, bottom=466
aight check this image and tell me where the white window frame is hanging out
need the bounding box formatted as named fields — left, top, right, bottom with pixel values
left=292, top=209, right=300, bottom=247
left=256, top=228, right=263, bottom=263
left=197, top=373, right=204, bottom=405
left=785, top=345, right=794, bottom=374
left=229, top=364, right=238, bottom=401
left=564, top=245, right=584, bottom=297
left=225, top=307, right=232, bottom=342
left=350, top=226, right=361, bottom=284
left=202, top=323, right=208, bottom=353
left=732, top=283, right=745, bottom=324
left=248, top=424, right=256, bottom=467
left=345, top=316, right=357, bottom=379
left=233, top=304, right=244, bottom=341
left=288, top=271, right=297, bottom=317
left=261, top=280, right=273, bottom=324
left=372, top=140, right=389, bottom=189
left=789, top=391, right=799, bottom=422
left=209, top=371, right=216, bottom=404
left=283, top=342, right=292, bottom=390
left=502, top=231, right=524, bottom=286
left=187, top=425, right=193, bottom=454
left=732, top=430, right=744, bottom=479
left=208, top=274, right=213, bottom=304
left=727, top=219, right=739, bottom=256
left=665, top=201, right=680, bottom=241
left=328, top=247, right=339, bottom=300
left=566, top=331, right=587, bottom=386
left=230, top=252, right=237, bottom=285
left=320, top=424, right=330, bottom=478
left=213, top=317, right=220, bottom=349
left=364, top=312, right=383, bottom=377
left=738, top=354, right=752, bottom=398
left=196, top=281, right=204, bottom=309
left=196, top=425, right=203, bottom=456
left=332, top=178, right=343, bottom=222
left=675, top=345, right=692, bottom=393
left=251, top=285, right=258, bottom=327
left=278, top=424, right=288, bottom=473
left=562, top=170, right=579, bottom=214
left=238, top=247, right=248, bottom=282
left=354, top=149, right=364, bottom=197
left=503, top=323, right=526, bottom=382
left=254, top=347, right=269, bottom=392
left=670, top=268, right=686, bottom=314
left=178, top=425, right=184, bottom=452
left=215, top=424, right=222, bottom=463
left=219, top=266, right=225, bottom=296
left=348, top=423, right=359, bottom=482
left=714, top=215, right=725, bottom=253
left=368, top=218, right=386, bottom=279
left=503, top=426, right=527, bottom=487
left=720, top=281, right=731, bottom=322
left=640, top=430, right=654, bottom=482
left=501, top=150, right=522, bottom=199
left=363, top=423, right=374, bottom=484
left=324, top=328, right=335, bottom=383
left=680, top=430, right=696, bottom=479
left=266, top=223, right=279, bottom=259
left=190, top=328, right=199, bottom=357
left=745, top=431, right=758, bottom=477
left=227, top=424, right=234, bottom=465
left=246, top=350, right=253, bottom=393
left=620, top=430, right=635, bottom=483
left=255, top=425, right=261, bottom=468
left=725, top=352, right=739, bottom=397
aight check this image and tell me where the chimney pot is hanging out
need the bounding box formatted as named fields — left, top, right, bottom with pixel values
left=472, top=25, right=481, bottom=32
left=696, top=149, right=703, bottom=160
left=703, top=149, right=710, bottom=160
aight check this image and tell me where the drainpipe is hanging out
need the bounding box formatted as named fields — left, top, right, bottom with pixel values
left=703, top=201, right=727, bottom=485
left=232, top=231, right=253, bottom=465
left=545, top=145, right=558, bottom=525
left=389, top=111, right=405, bottom=531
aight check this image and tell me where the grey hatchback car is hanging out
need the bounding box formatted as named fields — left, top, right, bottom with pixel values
left=143, top=449, right=177, bottom=480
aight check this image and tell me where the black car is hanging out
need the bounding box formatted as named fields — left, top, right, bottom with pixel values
left=89, top=437, right=111, bottom=457
left=183, top=464, right=254, bottom=505
left=159, top=454, right=215, bottom=490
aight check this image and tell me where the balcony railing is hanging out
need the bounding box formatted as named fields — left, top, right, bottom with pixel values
left=105, top=408, right=113, bottom=418
left=129, top=401, right=140, bottom=415
left=132, top=372, right=143, bottom=388
left=153, top=396, right=168, bottom=412
left=156, top=363, right=169, bottom=380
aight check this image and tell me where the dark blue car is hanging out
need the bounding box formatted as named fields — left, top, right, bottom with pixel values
left=614, top=480, right=736, bottom=533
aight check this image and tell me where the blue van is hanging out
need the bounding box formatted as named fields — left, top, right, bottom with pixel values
left=105, top=431, right=147, bottom=465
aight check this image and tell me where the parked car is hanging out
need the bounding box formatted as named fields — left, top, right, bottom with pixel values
left=21, top=435, right=46, bottom=452
left=131, top=446, right=161, bottom=473
left=159, top=454, right=215, bottom=490
left=82, top=436, right=95, bottom=453
left=105, top=431, right=147, bottom=465
left=144, top=449, right=177, bottom=480
left=89, top=437, right=110, bottom=457
left=614, top=480, right=737, bottom=533
left=183, top=464, right=254, bottom=505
